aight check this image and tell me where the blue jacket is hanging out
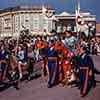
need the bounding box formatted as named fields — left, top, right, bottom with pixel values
left=0, top=50, right=8, bottom=61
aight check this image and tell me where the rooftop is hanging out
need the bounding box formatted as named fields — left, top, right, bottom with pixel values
left=0, top=5, right=55, bottom=14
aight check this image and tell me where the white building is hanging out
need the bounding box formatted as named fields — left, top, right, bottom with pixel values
left=55, top=11, right=96, bottom=32
left=0, top=5, right=96, bottom=37
left=0, top=5, right=55, bottom=37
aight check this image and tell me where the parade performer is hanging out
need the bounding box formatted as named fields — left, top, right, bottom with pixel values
left=77, top=45, right=95, bottom=97
left=54, top=39, right=65, bottom=82
left=46, top=40, right=59, bottom=88
left=35, top=38, right=49, bottom=81
left=62, top=45, right=74, bottom=86
left=54, top=38, right=75, bottom=86
left=0, top=45, right=9, bottom=81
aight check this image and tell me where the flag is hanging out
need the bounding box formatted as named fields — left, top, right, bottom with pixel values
left=75, top=9, right=89, bottom=36
left=75, top=0, right=82, bottom=32
left=42, top=5, right=47, bottom=15
left=76, top=9, right=85, bottom=32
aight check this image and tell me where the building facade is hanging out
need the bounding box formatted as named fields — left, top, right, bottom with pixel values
left=55, top=11, right=96, bottom=33
left=0, top=5, right=55, bottom=37
left=0, top=5, right=96, bottom=37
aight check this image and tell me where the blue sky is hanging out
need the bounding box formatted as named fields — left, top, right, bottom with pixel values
left=0, top=0, right=99, bottom=22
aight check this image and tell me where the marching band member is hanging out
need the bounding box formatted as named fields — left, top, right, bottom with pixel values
left=46, top=40, right=59, bottom=88
left=77, top=45, right=95, bottom=97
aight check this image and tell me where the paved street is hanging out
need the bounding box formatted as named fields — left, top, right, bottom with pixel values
left=0, top=56, right=100, bottom=100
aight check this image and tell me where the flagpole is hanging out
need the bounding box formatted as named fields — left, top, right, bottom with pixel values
left=75, top=0, right=81, bottom=44
left=77, top=0, right=80, bottom=12
left=75, top=0, right=80, bottom=35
